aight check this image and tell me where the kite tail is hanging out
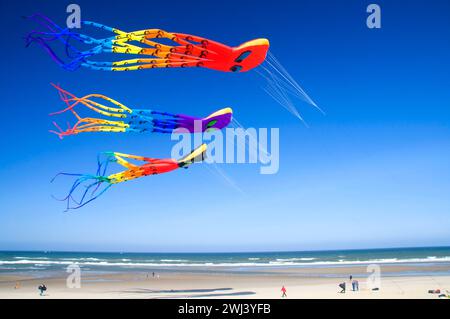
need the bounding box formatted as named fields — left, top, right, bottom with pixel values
left=51, top=154, right=115, bottom=210
left=49, top=84, right=134, bottom=137
left=24, top=14, right=95, bottom=71
left=25, top=35, right=88, bottom=71
left=24, top=13, right=64, bottom=33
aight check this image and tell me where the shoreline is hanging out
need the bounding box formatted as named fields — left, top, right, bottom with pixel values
left=2, top=260, right=450, bottom=274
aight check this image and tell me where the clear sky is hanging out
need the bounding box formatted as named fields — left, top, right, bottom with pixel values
left=0, top=0, right=449, bottom=252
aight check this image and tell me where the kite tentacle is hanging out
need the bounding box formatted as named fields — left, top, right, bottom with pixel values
left=27, top=16, right=269, bottom=72
left=25, top=16, right=116, bottom=70
left=52, top=173, right=112, bottom=210
left=49, top=84, right=136, bottom=137
left=51, top=153, right=118, bottom=210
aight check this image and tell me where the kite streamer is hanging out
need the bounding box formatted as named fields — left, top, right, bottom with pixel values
left=49, top=84, right=233, bottom=138
left=25, top=14, right=269, bottom=73
left=53, top=144, right=207, bottom=210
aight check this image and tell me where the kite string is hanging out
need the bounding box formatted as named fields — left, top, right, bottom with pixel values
left=256, top=50, right=324, bottom=123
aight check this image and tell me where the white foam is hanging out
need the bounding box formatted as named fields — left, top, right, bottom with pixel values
left=1, top=256, right=450, bottom=268
left=275, top=258, right=316, bottom=261
left=61, top=258, right=101, bottom=261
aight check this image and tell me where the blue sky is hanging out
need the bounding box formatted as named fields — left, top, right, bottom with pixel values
left=0, top=0, right=449, bottom=252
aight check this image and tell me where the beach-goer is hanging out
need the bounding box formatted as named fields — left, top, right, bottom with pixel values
left=339, top=282, right=346, bottom=293
left=38, top=284, right=47, bottom=296
left=349, top=275, right=353, bottom=281
left=152, top=272, right=155, bottom=278
left=281, top=286, right=287, bottom=298
left=352, top=280, right=359, bottom=291
left=14, top=282, right=20, bottom=289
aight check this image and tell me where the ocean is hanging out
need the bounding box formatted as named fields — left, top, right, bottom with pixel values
left=1, top=246, right=450, bottom=278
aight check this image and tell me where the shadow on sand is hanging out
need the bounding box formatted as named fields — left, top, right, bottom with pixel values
left=152, top=291, right=257, bottom=299
left=121, top=287, right=233, bottom=294
left=118, top=287, right=256, bottom=298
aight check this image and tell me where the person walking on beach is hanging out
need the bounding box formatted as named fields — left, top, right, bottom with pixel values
left=281, top=286, right=287, bottom=298
left=38, top=284, right=47, bottom=296
left=339, top=282, right=346, bottom=293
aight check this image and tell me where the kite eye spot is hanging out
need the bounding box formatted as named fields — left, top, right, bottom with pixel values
left=230, top=65, right=243, bottom=72
left=234, top=50, right=252, bottom=63
left=206, top=120, right=217, bottom=129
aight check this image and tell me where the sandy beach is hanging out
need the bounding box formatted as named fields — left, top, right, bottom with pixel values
left=1, top=264, right=449, bottom=299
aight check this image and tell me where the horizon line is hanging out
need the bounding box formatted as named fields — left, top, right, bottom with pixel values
left=1, top=244, right=449, bottom=255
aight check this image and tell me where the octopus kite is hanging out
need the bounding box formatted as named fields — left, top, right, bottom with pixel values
left=25, top=14, right=269, bottom=72
left=53, top=144, right=207, bottom=210
left=49, top=84, right=233, bottom=139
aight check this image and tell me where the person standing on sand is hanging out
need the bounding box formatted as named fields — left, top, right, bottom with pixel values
left=38, top=284, right=47, bottom=296
left=281, top=286, right=287, bottom=298
left=352, top=280, right=359, bottom=291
